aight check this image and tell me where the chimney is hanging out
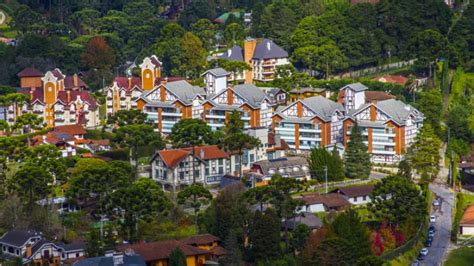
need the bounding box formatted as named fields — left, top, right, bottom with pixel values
left=200, top=148, right=205, bottom=159
left=244, top=38, right=257, bottom=84
left=26, top=244, right=32, bottom=258
left=128, top=77, right=132, bottom=89
left=73, top=74, right=78, bottom=87
left=67, top=90, right=71, bottom=103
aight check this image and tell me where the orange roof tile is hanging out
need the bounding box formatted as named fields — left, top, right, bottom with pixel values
left=373, top=75, right=408, bottom=85
left=184, top=145, right=229, bottom=160
left=158, top=149, right=191, bottom=168
left=53, top=124, right=87, bottom=135
left=461, top=205, right=474, bottom=225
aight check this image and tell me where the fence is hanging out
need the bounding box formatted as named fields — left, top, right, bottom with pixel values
left=331, top=60, right=416, bottom=79
left=310, top=178, right=373, bottom=190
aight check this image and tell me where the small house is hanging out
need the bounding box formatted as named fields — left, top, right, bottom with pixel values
left=331, top=184, right=374, bottom=205
left=460, top=205, right=474, bottom=235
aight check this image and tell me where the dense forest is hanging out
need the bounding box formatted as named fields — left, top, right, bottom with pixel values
left=0, top=0, right=473, bottom=89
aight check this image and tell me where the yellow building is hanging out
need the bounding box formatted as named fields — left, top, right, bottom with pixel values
left=288, top=87, right=330, bottom=103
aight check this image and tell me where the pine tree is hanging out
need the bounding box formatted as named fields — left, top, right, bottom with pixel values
left=309, top=147, right=345, bottom=182
left=344, top=122, right=371, bottom=179
left=406, top=124, right=441, bottom=181
left=249, top=209, right=281, bottom=262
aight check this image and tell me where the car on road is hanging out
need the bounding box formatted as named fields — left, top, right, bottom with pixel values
left=433, top=199, right=440, bottom=206
left=420, top=248, right=429, bottom=256
left=425, top=238, right=432, bottom=247
left=430, top=215, right=436, bottom=223
left=417, top=254, right=425, bottom=261
left=429, top=225, right=436, bottom=231
left=428, top=231, right=435, bottom=238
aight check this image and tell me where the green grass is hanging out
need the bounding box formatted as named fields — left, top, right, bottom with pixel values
left=445, top=247, right=474, bottom=266
left=450, top=68, right=474, bottom=107
left=355, top=207, right=376, bottom=222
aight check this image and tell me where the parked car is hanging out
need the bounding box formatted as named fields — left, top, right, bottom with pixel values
left=429, top=225, right=436, bottom=232
left=425, top=238, right=432, bottom=247
left=433, top=199, right=440, bottom=206
left=420, top=248, right=429, bottom=256
left=428, top=230, right=435, bottom=238
left=430, top=215, right=436, bottom=223
left=417, top=254, right=425, bottom=261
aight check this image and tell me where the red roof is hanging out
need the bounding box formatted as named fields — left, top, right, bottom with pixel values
left=114, top=76, right=142, bottom=91
left=364, top=91, right=396, bottom=103
left=116, top=240, right=210, bottom=262
left=461, top=205, right=474, bottom=225
left=53, top=124, right=87, bottom=136
left=150, top=56, right=162, bottom=67
left=18, top=87, right=44, bottom=101
left=373, top=75, right=408, bottom=85
left=51, top=68, right=65, bottom=79
left=56, top=90, right=98, bottom=109
left=64, top=75, right=88, bottom=90
left=158, top=149, right=191, bottom=168
left=181, top=234, right=220, bottom=246
left=157, top=145, right=229, bottom=168
left=184, top=145, right=229, bottom=160
left=17, top=67, right=43, bottom=78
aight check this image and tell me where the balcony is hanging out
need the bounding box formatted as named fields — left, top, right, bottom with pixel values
left=55, top=117, right=65, bottom=122
left=33, top=109, right=43, bottom=114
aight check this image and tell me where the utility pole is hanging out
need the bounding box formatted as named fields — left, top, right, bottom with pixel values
left=324, top=166, right=328, bottom=193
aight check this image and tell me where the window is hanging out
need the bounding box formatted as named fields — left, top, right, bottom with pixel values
left=353, top=197, right=357, bottom=202
left=205, top=167, right=210, bottom=176
left=218, top=166, right=224, bottom=174
left=250, top=154, right=255, bottom=163
left=76, top=253, right=80, bottom=258
left=180, top=172, right=185, bottom=179
left=363, top=196, right=367, bottom=201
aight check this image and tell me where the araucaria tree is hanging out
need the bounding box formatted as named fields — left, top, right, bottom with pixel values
left=177, top=183, right=212, bottom=226
left=368, top=175, right=426, bottom=226
left=344, top=122, right=371, bottom=179
left=221, top=110, right=261, bottom=176
left=114, top=124, right=164, bottom=174
left=406, top=124, right=441, bottom=181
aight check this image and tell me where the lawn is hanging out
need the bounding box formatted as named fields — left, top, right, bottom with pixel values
left=445, top=247, right=474, bottom=266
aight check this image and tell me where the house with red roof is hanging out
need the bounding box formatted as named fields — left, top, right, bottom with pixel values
left=150, top=145, right=234, bottom=190
left=8, top=68, right=99, bottom=128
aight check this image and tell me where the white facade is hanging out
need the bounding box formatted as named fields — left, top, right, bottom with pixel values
left=252, top=58, right=290, bottom=82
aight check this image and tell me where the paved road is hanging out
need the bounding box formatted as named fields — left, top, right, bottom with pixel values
left=420, top=145, right=454, bottom=265
left=369, top=171, right=388, bottom=180
left=420, top=183, right=454, bottom=266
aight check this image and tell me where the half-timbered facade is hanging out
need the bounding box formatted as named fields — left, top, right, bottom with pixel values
left=343, top=99, right=423, bottom=163
left=136, top=80, right=206, bottom=133
left=202, top=84, right=274, bottom=130
left=272, top=96, right=345, bottom=151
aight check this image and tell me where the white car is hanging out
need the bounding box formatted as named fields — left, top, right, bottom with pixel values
left=430, top=215, right=436, bottom=223
left=420, top=248, right=429, bottom=256
left=433, top=200, right=440, bottom=206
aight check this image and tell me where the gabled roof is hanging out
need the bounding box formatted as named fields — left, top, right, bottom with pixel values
left=181, top=234, right=220, bottom=246
left=373, top=75, right=408, bottom=85
left=232, top=84, right=268, bottom=109
left=331, top=184, right=374, bottom=198
left=219, top=45, right=244, bottom=62
left=53, top=124, right=87, bottom=135
left=74, top=254, right=146, bottom=266
left=300, top=193, right=351, bottom=209
left=461, top=205, right=474, bottom=226
left=364, top=91, right=396, bottom=103
left=0, top=230, right=42, bottom=248
left=154, top=145, right=228, bottom=168
left=56, top=90, right=98, bottom=109
left=341, top=82, right=368, bottom=92
left=58, top=241, right=86, bottom=252
left=164, top=80, right=205, bottom=105
left=116, top=240, right=210, bottom=262
left=301, top=96, right=344, bottom=121
left=51, top=68, right=65, bottom=80
left=114, top=77, right=142, bottom=90
left=375, top=99, right=422, bottom=125
left=252, top=39, right=288, bottom=60
left=17, top=67, right=43, bottom=78
left=252, top=157, right=309, bottom=178
left=64, top=75, right=89, bottom=90
left=202, top=68, right=228, bottom=77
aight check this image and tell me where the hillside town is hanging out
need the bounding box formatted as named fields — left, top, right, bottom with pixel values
left=0, top=0, right=474, bottom=265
